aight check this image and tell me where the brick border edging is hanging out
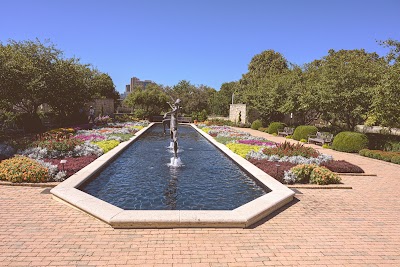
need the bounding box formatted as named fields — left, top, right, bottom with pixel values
left=0, top=181, right=59, bottom=188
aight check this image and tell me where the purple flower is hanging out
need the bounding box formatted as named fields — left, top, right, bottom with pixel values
left=238, top=139, right=276, bottom=147
left=73, top=134, right=106, bottom=142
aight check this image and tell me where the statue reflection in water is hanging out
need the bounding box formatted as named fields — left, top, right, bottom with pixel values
left=164, top=168, right=178, bottom=209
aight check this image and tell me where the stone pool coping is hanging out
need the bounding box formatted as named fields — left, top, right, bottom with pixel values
left=51, top=123, right=295, bottom=228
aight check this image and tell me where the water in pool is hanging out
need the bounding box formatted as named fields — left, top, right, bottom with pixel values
left=79, top=124, right=269, bottom=210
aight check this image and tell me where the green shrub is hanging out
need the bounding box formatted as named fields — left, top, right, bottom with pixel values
left=293, top=125, right=318, bottom=141
left=258, top=127, right=268, bottom=132
left=92, top=140, right=120, bottom=153
left=291, top=164, right=318, bottom=183
left=226, top=143, right=261, bottom=158
left=322, top=144, right=331, bottom=149
left=385, top=141, right=400, bottom=152
left=300, top=139, right=307, bottom=143
left=267, top=122, right=286, bottom=134
left=191, top=109, right=208, bottom=122
left=310, top=166, right=341, bottom=185
left=251, top=119, right=263, bottom=130
left=0, top=156, right=50, bottom=183
left=272, top=133, right=278, bottom=136
left=391, top=156, right=400, bottom=164
left=285, top=135, right=293, bottom=139
left=359, top=149, right=369, bottom=156
left=332, top=132, right=368, bottom=153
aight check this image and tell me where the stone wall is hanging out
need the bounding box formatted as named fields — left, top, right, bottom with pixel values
left=229, top=104, right=246, bottom=123
left=85, top=98, right=114, bottom=117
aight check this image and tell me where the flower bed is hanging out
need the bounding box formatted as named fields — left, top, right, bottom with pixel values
left=0, top=156, right=51, bottom=183
left=321, top=160, right=364, bottom=173
left=200, top=124, right=363, bottom=185
left=44, top=155, right=97, bottom=178
left=0, top=120, right=149, bottom=183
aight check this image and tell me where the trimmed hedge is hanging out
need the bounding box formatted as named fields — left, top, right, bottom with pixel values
left=359, top=149, right=400, bottom=164
left=251, top=119, right=262, bottom=130
left=293, top=125, right=318, bottom=141
left=268, top=122, right=286, bottom=134
left=332, top=132, right=368, bottom=153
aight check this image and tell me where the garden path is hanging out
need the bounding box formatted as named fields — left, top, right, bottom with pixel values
left=0, top=128, right=399, bottom=266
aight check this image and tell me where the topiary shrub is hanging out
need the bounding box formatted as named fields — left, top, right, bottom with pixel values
left=310, top=166, right=341, bottom=185
left=92, top=140, right=120, bottom=153
left=267, top=122, right=286, bottom=134
left=332, top=132, right=368, bottom=153
left=251, top=119, right=262, bottom=130
left=293, top=125, right=318, bottom=141
left=0, top=156, right=50, bottom=183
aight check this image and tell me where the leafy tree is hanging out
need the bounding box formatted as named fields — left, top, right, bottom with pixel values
left=0, top=39, right=61, bottom=114
left=166, top=80, right=216, bottom=115
left=123, top=83, right=169, bottom=119
left=89, top=71, right=119, bottom=103
left=310, top=49, right=386, bottom=130
left=237, top=50, right=289, bottom=123
left=208, top=82, right=237, bottom=116
left=370, top=64, right=400, bottom=127
left=46, top=58, right=92, bottom=120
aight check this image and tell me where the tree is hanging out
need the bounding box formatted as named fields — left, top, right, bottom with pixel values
left=310, top=49, right=386, bottom=130
left=208, top=82, right=237, bottom=116
left=166, top=80, right=216, bottom=115
left=0, top=39, right=61, bottom=114
left=238, top=50, right=289, bottom=123
left=370, top=39, right=400, bottom=127
left=46, top=58, right=92, bottom=120
left=89, top=71, right=119, bottom=104
left=123, top=83, right=169, bottom=119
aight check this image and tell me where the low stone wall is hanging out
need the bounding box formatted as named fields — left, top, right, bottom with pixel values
left=355, top=125, right=400, bottom=136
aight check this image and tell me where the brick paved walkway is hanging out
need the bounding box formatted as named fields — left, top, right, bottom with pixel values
left=1, top=129, right=400, bottom=266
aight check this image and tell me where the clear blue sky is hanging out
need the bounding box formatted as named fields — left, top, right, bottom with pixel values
left=1, top=0, right=399, bottom=94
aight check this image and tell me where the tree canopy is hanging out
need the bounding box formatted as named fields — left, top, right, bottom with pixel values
left=0, top=39, right=119, bottom=125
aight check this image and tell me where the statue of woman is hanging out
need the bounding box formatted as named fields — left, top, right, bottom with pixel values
left=163, top=99, right=181, bottom=158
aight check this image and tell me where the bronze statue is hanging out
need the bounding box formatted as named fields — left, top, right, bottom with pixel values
left=163, top=99, right=181, bottom=158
